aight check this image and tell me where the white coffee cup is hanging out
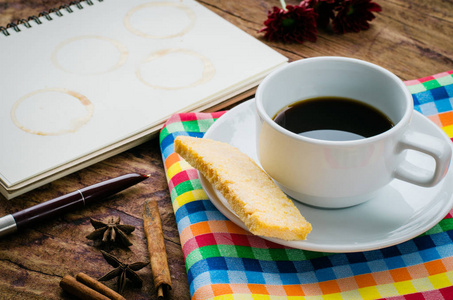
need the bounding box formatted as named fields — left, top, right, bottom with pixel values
left=255, top=57, right=452, bottom=208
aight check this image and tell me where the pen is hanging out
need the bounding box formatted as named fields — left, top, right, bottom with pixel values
left=0, top=173, right=150, bottom=238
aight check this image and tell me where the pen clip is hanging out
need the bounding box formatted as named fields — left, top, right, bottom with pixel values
left=77, top=189, right=86, bottom=206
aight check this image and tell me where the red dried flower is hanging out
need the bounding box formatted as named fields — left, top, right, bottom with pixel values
left=259, top=0, right=381, bottom=43
left=331, top=0, right=382, bottom=34
left=304, top=0, right=337, bottom=29
left=259, top=2, right=318, bottom=44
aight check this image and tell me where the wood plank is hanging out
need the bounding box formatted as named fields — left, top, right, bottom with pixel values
left=0, top=0, right=452, bottom=299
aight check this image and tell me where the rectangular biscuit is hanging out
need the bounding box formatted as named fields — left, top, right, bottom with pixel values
left=174, top=136, right=312, bottom=241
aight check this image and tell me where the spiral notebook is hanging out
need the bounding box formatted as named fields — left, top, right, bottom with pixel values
left=0, top=0, right=287, bottom=199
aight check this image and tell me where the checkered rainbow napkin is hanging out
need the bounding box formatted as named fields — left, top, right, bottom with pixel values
left=159, top=71, right=453, bottom=300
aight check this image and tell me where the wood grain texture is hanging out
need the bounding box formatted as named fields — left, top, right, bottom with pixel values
left=0, top=140, right=190, bottom=299
left=1, top=0, right=452, bottom=299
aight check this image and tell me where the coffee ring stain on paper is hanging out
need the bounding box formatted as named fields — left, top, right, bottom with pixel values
left=11, top=88, right=94, bottom=136
left=124, top=2, right=196, bottom=39
left=51, top=36, right=129, bottom=75
left=136, top=48, right=215, bottom=90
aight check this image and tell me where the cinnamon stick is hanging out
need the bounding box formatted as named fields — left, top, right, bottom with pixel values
left=143, top=199, right=172, bottom=298
left=75, top=272, right=125, bottom=300
left=60, top=275, right=110, bottom=300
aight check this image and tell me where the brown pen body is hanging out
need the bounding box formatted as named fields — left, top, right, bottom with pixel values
left=0, top=173, right=149, bottom=236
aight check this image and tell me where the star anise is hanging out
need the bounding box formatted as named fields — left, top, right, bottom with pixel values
left=98, top=250, right=149, bottom=294
left=86, top=216, right=135, bottom=247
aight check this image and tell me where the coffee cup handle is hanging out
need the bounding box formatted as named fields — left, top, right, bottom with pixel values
left=394, top=131, right=452, bottom=187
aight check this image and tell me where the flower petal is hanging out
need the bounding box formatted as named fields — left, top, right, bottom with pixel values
left=259, top=3, right=318, bottom=43
left=332, top=0, right=381, bottom=34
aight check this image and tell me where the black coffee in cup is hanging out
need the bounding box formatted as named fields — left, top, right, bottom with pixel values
left=273, top=96, right=394, bottom=141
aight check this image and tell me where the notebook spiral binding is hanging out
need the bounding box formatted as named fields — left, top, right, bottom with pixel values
left=0, top=0, right=103, bottom=37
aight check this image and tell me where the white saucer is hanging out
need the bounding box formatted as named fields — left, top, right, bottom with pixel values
left=199, top=99, right=453, bottom=253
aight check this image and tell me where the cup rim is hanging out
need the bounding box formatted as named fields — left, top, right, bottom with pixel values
left=255, top=56, right=413, bottom=145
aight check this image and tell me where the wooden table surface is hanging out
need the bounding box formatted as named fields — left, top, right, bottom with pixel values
left=0, top=0, right=452, bottom=299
